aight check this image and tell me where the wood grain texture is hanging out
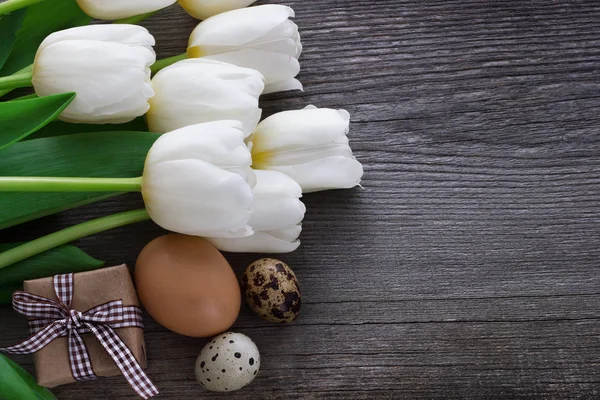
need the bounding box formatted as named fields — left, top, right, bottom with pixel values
left=1, top=0, right=600, bottom=398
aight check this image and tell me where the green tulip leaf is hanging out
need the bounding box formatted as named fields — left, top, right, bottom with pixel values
left=0, top=283, right=19, bottom=304
left=0, top=0, right=91, bottom=76
left=0, top=9, right=26, bottom=71
left=0, top=243, right=104, bottom=304
left=8, top=93, right=37, bottom=101
left=0, top=131, right=159, bottom=230
left=0, top=92, right=76, bottom=150
left=29, top=116, right=150, bottom=140
left=0, top=243, right=104, bottom=288
left=0, top=354, right=57, bottom=400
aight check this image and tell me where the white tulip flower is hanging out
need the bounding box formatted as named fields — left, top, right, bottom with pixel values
left=32, top=25, right=155, bottom=124
left=178, top=0, right=256, bottom=20
left=142, top=120, right=255, bottom=238
left=207, top=170, right=305, bottom=253
left=76, top=0, right=177, bottom=20
left=187, top=5, right=302, bottom=94
left=147, top=59, right=264, bottom=136
left=251, top=106, right=364, bottom=193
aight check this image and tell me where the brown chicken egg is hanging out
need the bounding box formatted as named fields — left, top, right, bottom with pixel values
left=135, top=234, right=241, bottom=337
left=241, top=258, right=301, bottom=323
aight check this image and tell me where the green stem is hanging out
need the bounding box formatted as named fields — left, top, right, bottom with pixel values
left=0, top=176, right=142, bottom=192
left=150, top=53, right=187, bottom=75
left=0, top=72, right=33, bottom=91
left=0, top=64, right=34, bottom=98
left=0, top=0, right=44, bottom=15
left=0, top=209, right=151, bottom=270
left=115, top=10, right=157, bottom=24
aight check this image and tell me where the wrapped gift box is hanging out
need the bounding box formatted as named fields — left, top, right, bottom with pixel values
left=22, top=264, right=147, bottom=387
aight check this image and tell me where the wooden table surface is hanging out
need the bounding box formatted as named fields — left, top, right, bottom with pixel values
left=2, top=0, right=600, bottom=398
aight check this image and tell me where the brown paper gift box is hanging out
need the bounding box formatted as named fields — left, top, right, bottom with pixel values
left=22, top=264, right=147, bottom=388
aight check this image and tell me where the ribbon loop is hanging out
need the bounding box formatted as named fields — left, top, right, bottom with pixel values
left=12, top=291, right=66, bottom=321
left=0, top=273, right=157, bottom=399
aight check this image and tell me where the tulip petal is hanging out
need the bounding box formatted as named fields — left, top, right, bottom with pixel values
left=249, top=170, right=305, bottom=231
left=257, top=21, right=301, bottom=57
left=178, top=0, right=256, bottom=20
left=188, top=5, right=294, bottom=47
left=37, top=25, right=155, bottom=54
left=258, top=143, right=353, bottom=167
left=33, top=39, right=155, bottom=124
left=252, top=108, right=350, bottom=154
left=196, top=22, right=301, bottom=58
left=270, top=156, right=364, bottom=193
left=207, top=230, right=301, bottom=253
left=263, top=78, right=303, bottom=94
left=250, top=196, right=305, bottom=231
left=143, top=159, right=254, bottom=238
left=147, top=59, right=264, bottom=135
left=143, top=120, right=256, bottom=238
left=251, top=107, right=364, bottom=192
left=76, top=0, right=177, bottom=20
left=206, top=170, right=305, bottom=252
left=187, top=5, right=301, bottom=90
left=145, top=120, right=254, bottom=183
left=252, top=170, right=302, bottom=198
left=270, top=225, right=303, bottom=242
left=203, top=49, right=299, bottom=86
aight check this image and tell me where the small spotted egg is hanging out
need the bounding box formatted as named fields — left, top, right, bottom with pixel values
left=195, top=332, right=260, bottom=392
left=241, top=258, right=301, bottom=323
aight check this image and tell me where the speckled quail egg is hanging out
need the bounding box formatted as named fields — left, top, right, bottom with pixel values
left=195, top=332, right=260, bottom=392
left=241, top=258, right=301, bottom=323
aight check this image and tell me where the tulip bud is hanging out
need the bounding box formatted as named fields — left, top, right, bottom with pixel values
left=207, top=170, right=305, bottom=253
left=187, top=5, right=302, bottom=94
left=178, top=0, right=256, bottom=20
left=147, top=59, right=264, bottom=137
left=142, top=120, right=255, bottom=238
left=32, top=25, right=155, bottom=124
left=76, top=0, right=177, bottom=20
left=251, top=106, right=364, bottom=193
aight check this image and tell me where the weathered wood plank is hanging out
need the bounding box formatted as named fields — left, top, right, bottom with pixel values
left=1, top=0, right=600, bottom=398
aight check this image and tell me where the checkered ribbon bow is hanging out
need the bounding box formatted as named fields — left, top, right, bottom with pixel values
left=0, top=273, right=158, bottom=399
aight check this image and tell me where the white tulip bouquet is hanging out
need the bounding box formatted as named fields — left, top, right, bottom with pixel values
left=0, top=0, right=253, bottom=20
left=0, top=1, right=363, bottom=301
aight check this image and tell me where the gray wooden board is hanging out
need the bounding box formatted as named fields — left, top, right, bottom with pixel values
left=1, top=0, right=600, bottom=398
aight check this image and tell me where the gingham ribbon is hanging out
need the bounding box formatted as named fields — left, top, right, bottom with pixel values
left=0, top=273, right=158, bottom=399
